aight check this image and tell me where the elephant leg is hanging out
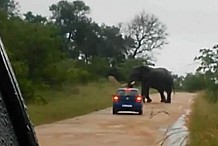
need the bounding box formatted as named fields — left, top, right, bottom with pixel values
left=141, top=82, right=152, bottom=103
left=165, top=89, right=172, bottom=103
left=145, top=88, right=152, bottom=103
left=141, top=83, right=146, bottom=103
left=159, top=90, right=166, bottom=102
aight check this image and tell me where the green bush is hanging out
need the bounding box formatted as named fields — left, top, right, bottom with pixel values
left=182, top=73, right=206, bottom=92
left=76, top=69, right=91, bottom=84
left=86, top=57, right=109, bottom=77
left=107, top=67, right=121, bottom=81
left=33, top=95, right=48, bottom=105
left=19, top=79, right=35, bottom=101
left=204, top=89, right=218, bottom=103
left=41, top=64, right=68, bottom=86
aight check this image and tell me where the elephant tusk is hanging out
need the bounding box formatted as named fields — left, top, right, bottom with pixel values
left=130, top=81, right=135, bottom=85
left=121, top=81, right=135, bottom=87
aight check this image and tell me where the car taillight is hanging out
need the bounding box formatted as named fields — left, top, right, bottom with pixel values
left=112, top=95, right=119, bottom=102
left=136, top=96, right=142, bottom=102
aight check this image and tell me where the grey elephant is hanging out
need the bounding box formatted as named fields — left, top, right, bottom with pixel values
left=127, top=65, right=174, bottom=103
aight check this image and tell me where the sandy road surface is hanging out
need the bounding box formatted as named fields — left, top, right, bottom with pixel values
left=35, top=92, right=196, bottom=146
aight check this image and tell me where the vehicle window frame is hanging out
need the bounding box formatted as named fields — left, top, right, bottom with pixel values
left=116, top=89, right=139, bottom=96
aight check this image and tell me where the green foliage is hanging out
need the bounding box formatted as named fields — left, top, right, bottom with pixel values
left=204, top=90, right=218, bottom=103
left=41, top=64, right=68, bottom=86
left=33, top=95, right=48, bottom=105
left=76, top=69, right=91, bottom=84
left=73, top=57, right=110, bottom=83
left=0, top=10, right=66, bottom=100
left=24, top=11, right=47, bottom=24
left=50, top=0, right=90, bottom=48
left=19, top=79, right=35, bottom=101
left=0, top=1, right=167, bottom=102
left=53, top=59, right=102, bottom=85
left=182, top=73, right=206, bottom=92
left=172, top=74, right=184, bottom=91
left=107, top=67, right=122, bottom=81
left=49, top=1, right=133, bottom=65
left=189, top=44, right=218, bottom=145
left=86, top=57, right=109, bottom=77
left=195, top=44, right=218, bottom=101
left=0, top=0, right=19, bottom=16
left=96, top=25, right=127, bottom=63
left=195, top=46, right=218, bottom=74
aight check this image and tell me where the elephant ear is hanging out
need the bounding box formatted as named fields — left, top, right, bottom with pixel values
left=142, top=66, right=151, bottom=73
left=135, top=65, right=150, bottom=73
left=141, top=66, right=151, bottom=80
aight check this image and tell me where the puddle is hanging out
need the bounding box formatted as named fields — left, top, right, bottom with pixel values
left=165, top=110, right=190, bottom=146
left=158, top=110, right=190, bottom=145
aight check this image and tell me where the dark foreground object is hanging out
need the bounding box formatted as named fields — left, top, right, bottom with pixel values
left=0, top=37, right=39, bottom=146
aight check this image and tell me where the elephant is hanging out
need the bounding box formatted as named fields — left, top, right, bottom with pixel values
left=127, top=65, right=174, bottom=103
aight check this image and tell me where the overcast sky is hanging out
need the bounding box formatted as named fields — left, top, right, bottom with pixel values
left=17, top=0, right=218, bottom=75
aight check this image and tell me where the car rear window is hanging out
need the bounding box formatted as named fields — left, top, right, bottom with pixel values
left=117, top=89, right=139, bottom=96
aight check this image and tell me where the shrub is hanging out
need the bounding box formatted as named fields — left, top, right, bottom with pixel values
left=204, top=89, right=218, bottom=103
left=19, top=79, right=35, bottom=101
left=182, top=73, right=206, bottom=92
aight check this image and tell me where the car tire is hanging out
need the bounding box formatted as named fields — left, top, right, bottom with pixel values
left=138, top=110, right=143, bottom=115
left=112, top=108, right=117, bottom=115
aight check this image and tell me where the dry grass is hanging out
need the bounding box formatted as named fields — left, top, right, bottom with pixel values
left=188, top=92, right=218, bottom=146
left=27, top=81, right=120, bottom=126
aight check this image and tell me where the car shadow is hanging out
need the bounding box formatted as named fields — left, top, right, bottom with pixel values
left=116, top=112, right=140, bottom=115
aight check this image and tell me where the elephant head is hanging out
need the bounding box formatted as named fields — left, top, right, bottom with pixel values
left=127, top=66, right=151, bottom=87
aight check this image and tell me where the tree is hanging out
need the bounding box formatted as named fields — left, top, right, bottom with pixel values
left=122, top=11, right=168, bottom=59
left=96, top=24, right=128, bottom=65
left=195, top=45, right=218, bottom=75
left=195, top=45, right=218, bottom=92
left=50, top=0, right=90, bottom=54
left=181, top=73, right=206, bottom=92
left=172, top=74, right=184, bottom=90
left=1, top=15, right=64, bottom=83
left=24, top=11, right=47, bottom=24
left=0, top=0, right=19, bottom=16
left=72, top=21, right=100, bottom=62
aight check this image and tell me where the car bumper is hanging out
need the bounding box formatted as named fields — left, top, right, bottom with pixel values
left=113, top=102, right=143, bottom=112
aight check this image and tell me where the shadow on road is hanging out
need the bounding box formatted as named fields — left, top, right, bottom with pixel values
left=115, top=112, right=141, bottom=115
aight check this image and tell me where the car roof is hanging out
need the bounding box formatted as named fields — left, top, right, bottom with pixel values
left=117, top=88, right=139, bottom=91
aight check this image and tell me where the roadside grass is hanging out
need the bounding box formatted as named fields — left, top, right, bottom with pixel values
left=189, top=92, right=218, bottom=146
left=27, top=81, right=119, bottom=126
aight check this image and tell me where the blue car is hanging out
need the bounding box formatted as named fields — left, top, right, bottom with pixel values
left=112, top=88, right=143, bottom=115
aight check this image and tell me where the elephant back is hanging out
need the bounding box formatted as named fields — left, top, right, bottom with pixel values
left=149, top=67, right=173, bottom=84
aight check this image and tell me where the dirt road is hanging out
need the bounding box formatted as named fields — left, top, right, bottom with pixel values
left=35, top=92, right=196, bottom=146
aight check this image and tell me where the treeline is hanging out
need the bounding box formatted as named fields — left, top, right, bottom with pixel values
left=1, top=1, right=217, bottom=102
left=0, top=0, right=168, bottom=101
left=174, top=45, right=218, bottom=101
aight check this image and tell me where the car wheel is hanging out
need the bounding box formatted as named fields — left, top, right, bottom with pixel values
left=112, top=108, right=117, bottom=115
left=138, top=110, right=143, bottom=115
